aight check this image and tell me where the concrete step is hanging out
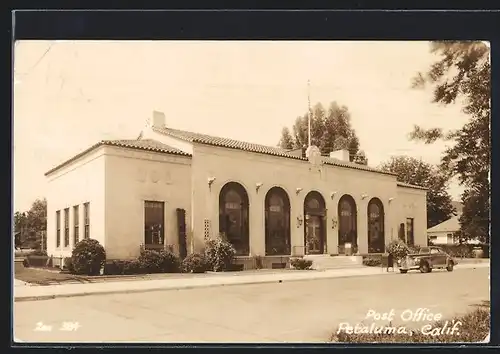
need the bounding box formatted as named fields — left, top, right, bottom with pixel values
left=303, top=255, right=364, bottom=270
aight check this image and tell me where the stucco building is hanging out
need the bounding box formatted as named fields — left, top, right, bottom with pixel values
left=45, top=111, right=427, bottom=268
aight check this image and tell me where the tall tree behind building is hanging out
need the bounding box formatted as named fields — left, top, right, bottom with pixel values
left=14, top=198, right=47, bottom=249
left=410, top=41, right=490, bottom=243
left=379, top=156, right=455, bottom=228
left=278, top=101, right=368, bottom=164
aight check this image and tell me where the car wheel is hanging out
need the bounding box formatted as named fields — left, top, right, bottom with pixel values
left=399, top=270, right=408, bottom=274
left=420, top=262, right=430, bottom=273
left=446, top=262, right=454, bottom=272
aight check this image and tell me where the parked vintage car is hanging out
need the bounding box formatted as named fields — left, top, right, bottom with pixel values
left=398, top=246, right=457, bottom=274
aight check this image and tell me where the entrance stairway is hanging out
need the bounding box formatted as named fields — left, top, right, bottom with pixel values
left=303, top=254, right=364, bottom=270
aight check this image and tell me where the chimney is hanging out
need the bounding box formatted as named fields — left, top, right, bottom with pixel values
left=152, top=111, right=166, bottom=129
left=329, top=149, right=350, bottom=162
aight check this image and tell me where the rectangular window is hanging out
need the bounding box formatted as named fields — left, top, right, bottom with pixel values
left=144, top=201, right=165, bottom=248
left=73, top=205, right=79, bottom=245
left=398, top=223, right=405, bottom=241
left=84, top=202, right=90, bottom=239
left=406, top=218, right=414, bottom=246
left=56, top=211, right=61, bottom=248
left=64, top=208, right=70, bottom=247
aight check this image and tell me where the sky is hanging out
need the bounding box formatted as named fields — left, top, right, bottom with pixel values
left=13, top=40, right=471, bottom=212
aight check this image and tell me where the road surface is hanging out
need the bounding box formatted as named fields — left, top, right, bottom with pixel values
left=14, top=267, right=489, bottom=343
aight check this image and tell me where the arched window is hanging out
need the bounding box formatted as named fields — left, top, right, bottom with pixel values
left=367, top=198, right=385, bottom=253
left=219, top=182, right=249, bottom=256
left=338, top=195, right=357, bottom=253
left=265, top=187, right=291, bottom=256
left=304, top=191, right=327, bottom=254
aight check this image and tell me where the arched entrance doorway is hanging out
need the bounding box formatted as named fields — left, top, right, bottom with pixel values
left=219, top=182, right=249, bottom=256
left=367, top=198, right=385, bottom=253
left=265, top=187, right=291, bottom=256
left=338, top=195, right=357, bottom=254
left=304, top=191, right=327, bottom=254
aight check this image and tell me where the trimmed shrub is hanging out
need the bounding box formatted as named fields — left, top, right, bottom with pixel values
left=137, top=249, right=181, bottom=274
left=386, top=240, right=410, bottom=260
left=159, top=250, right=181, bottom=273
left=63, top=257, right=74, bottom=272
left=123, top=260, right=146, bottom=275
left=204, top=236, right=236, bottom=272
left=181, top=253, right=208, bottom=273
left=104, top=260, right=126, bottom=275
left=440, top=244, right=474, bottom=258
left=290, top=257, right=313, bottom=270
left=363, top=257, right=382, bottom=267
left=71, top=238, right=106, bottom=275
left=137, top=249, right=165, bottom=273
left=24, top=255, right=49, bottom=267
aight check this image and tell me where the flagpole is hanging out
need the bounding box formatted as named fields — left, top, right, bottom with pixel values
left=307, top=79, right=311, bottom=147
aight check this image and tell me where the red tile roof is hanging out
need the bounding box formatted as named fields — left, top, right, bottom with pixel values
left=396, top=182, right=428, bottom=191
left=44, top=139, right=191, bottom=176
left=153, top=126, right=398, bottom=177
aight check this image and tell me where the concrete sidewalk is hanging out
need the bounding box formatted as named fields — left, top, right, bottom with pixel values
left=14, top=262, right=489, bottom=302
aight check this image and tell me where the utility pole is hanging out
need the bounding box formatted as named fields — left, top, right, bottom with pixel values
left=307, top=79, right=311, bottom=147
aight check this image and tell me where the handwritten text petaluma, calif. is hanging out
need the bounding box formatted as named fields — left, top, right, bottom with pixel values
left=337, top=308, right=462, bottom=336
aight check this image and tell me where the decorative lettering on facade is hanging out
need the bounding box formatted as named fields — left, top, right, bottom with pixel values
left=225, top=202, right=240, bottom=210
left=150, top=170, right=160, bottom=183
left=165, top=171, right=172, bottom=185
left=137, top=168, right=146, bottom=182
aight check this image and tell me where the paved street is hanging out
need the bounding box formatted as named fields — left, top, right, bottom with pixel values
left=14, top=267, right=489, bottom=343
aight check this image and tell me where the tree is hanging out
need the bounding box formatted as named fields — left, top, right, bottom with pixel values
left=353, top=150, right=368, bottom=165
left=410, top=41, right=490, bottom=243
left=26, top=198, right=47, bottom=235
left=458, top=183, right=490, bottom=244
left=379, top=156, right=455, bottom=228
left=14, top=211, right=28, bottom=233
left=278, top=127, right=294, bottom=150
left=278, top=101, right=367, bottom=164
left=14, top=198, right=47, bottom=249
left=14, top=211, right=28, bottom=247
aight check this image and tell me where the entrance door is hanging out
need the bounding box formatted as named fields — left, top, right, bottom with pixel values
left=338, top=195, right=357, bottom=254
left=303, top=191, right=327, bottom=255
left=367, top=198, right=385, bottom=253
left=305, top=215, right=323, bottom=254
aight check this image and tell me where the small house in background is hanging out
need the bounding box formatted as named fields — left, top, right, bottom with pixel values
left=427, top=215, right=461, bottom=245
left=427, top=201, right=480, bottom=245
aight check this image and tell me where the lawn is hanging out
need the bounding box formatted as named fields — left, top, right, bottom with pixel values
left=14, top=261, right=94, bottom=285
left=14, top=260, right=308, bottom=286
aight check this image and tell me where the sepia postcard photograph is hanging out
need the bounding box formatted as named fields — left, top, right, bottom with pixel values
left=13, top=40, right=491, bottom=344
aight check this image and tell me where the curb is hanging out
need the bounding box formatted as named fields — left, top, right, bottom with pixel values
left=14, top=272, right=382, bottom=302
left=14, top=263, right=489, bottom=302
left=14, top=270, right=395, bottom=302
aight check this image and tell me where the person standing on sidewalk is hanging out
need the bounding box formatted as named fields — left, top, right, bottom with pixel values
left=386, top=252, right=394, bottom=272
